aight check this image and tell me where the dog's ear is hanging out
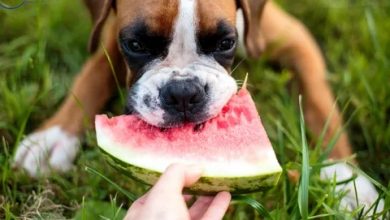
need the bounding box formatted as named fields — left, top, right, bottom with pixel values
left=237, top=0, right=267, bottom=58
left=84, top=0, right=115, bottom=53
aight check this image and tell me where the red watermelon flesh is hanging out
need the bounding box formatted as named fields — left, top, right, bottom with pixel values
left=96, top=88, right=282, bottom=194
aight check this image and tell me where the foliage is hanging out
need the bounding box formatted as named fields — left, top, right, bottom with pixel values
left=0, top=0, right=389, bottom=219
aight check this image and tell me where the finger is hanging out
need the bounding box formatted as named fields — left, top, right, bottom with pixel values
left=183, top=194, right=194, bottom=203
left=125, top=192, right=150, bottom=220
left=189, top=196, right=214, bottom=220
left=201, top=191, right=231, bottom=220
left=151, top=164, right=202, bottom=194
left=124, top=206, right=135, bottom=220
left=130, top=164, right=202, bottom=219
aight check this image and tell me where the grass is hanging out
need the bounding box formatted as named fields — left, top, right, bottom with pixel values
left=0, top=0, right=389, bottom=219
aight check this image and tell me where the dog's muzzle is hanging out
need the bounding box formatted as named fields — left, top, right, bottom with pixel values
left=125, top=58, right=237, bottom=128
left=160, top=78, right=209, bottom=124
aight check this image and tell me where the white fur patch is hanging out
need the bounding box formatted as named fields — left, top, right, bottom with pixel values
left=235, top=9, right=247, bottom=57
left=13, top=126, right=79, bottom=177
left=320, top=162, right=384, bottom=214
left=165, top=0, right=198, bottom=66
left=131, top=58, right=237, bottom=126
left=129, top=0, right=238, bottom=126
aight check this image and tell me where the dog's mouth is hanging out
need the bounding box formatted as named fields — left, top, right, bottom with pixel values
left=124, top=104, right=212, bottom=128
left=124, top=77, right=221, bottom=128
left=160, top=112, right=211, bottom=128
left=158, top=121, right=207, bottom=132
left=124, top=104, right=210, bottom=131
left=124, top=59, right=238, bottom=128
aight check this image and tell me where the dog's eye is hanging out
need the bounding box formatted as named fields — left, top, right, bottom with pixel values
left=216, top=38, right=235, bottom=52
left=126, top=40, right=147, bottom=53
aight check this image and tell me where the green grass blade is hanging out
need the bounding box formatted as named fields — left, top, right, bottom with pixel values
left=13, top=107, right=32, bottom=148
left=232, top=195, right=273, bottom=220
left=271, top=119, right=300, bottom=151
left=101, top=43, right=126, bottom=106
left=313, top=101, right=337, bottom=153
left=317, top=103, right=358, bottom=164
left=307, top=213, right=335, bottom=219
left=364, top=8, right=381, bottom=57
left=85, top=166, right=138, bottom=202
left=70, top=91, right=92, bottom=130
left=0, top=1, right=26, bottom=10
left=298, top=95, right=309, bottom=220
left=347, top=162, right=388, bottom=194
left=366, top=192, right=386, bottom=217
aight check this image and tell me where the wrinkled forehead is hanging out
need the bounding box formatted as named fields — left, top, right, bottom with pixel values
left=197, top=0, right=237, bottom=33
left=116, top=0, right=237, bottom=36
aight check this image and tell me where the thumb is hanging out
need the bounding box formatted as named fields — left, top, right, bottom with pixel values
left=152, top=164, right=203, bottom=194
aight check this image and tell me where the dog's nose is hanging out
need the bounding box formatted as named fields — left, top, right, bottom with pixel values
left=160, top=79, right=207, bottom=113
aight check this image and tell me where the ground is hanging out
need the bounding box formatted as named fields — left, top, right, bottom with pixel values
left=0, top=0, right=389, bottom=219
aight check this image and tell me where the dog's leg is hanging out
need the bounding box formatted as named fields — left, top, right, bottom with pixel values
left=13, top=20, right=125, bottom=177
left=259, top=2, right=383, bottom=213
left=259, top=3, right=351, bottom=158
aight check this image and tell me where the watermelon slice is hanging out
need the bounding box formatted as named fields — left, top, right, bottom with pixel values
left=95, top=88, right=282, bottom=194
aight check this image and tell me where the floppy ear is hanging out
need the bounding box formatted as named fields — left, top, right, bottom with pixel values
left=237, top=0, right=267, bottom=58
left=84, top=0, right=114, bottom=53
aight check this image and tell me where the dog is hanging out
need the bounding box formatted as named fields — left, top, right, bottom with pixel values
left=13, top=0, right=383, bottom=213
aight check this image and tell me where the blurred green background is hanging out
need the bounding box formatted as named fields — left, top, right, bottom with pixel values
left=0, top=0, right=389, bottom=219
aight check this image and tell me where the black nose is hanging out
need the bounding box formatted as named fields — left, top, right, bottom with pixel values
left=160, top=79, right=207, bottom=113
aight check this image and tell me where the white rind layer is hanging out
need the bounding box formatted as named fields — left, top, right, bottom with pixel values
left=96, top=125, right=282, bottom=178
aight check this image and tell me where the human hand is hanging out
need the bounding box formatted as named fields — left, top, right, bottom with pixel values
left=124, top=164, right=231, bottom=220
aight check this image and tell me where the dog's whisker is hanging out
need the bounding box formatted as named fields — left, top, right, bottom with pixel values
left=230, top=57, right=246, bottom=75
left=242, top=73, right=249, bottom=89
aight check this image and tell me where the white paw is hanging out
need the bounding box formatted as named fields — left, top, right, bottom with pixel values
left=320, top=162, right=384, bottom=215
left=13, top=126, right=80, bottom=177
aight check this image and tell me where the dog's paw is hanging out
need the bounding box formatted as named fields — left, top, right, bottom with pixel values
left=320, top=162, right=384, bottom=215
left=13, top=126, right=80, bottom=177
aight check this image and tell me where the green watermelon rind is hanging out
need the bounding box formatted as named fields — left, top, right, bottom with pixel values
left=100, top=148, right=282, bottom=195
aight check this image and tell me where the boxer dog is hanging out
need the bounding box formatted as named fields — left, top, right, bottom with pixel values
left=13, top=0, right=383, bottom=213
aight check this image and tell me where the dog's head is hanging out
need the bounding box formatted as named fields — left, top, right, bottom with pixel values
left=87, top=0, right=267, bottom=127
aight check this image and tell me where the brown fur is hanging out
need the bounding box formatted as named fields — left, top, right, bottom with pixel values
left=197, top=0, right=237, bottom=32
left=259, top=2, right=351, bottom=158
left=116, top=0, right=179, bottom=38
left=41, top=0, right=352, bottom=160
left=41, top=16, right=126, bottom=135
left=237, top=0, right=267, bottom=58
left=86, top=0, right=114, bottom=53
